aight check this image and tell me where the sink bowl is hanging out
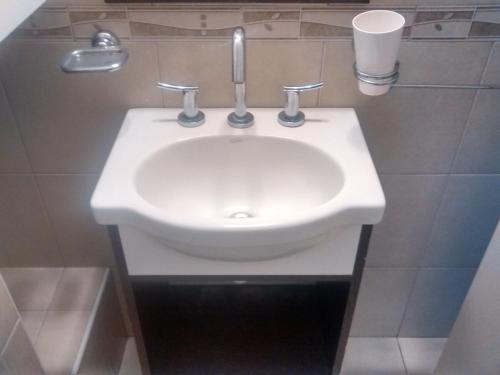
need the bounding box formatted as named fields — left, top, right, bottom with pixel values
left=92, top=108, right=385, bottom=263
left=135, top=135, right=344, bottom=224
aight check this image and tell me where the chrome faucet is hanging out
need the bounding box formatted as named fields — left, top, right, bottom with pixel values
left=227, top=27, right=254, bottom=128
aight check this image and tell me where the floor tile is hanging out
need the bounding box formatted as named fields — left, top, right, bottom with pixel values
left=0, top=321, right=44, bottom=375
left=340, top=337, right=406, bottom=375
left=19, top=310, right=46, bottom=345
left=50, top=267, right=106, bottom=310
left=35, top=310, right=91, bottom=375
left=118, top=338, right=142, bottom=375
left=399, top=337, right=447, bottom=375
left=0, top=268, right=63, bottom=310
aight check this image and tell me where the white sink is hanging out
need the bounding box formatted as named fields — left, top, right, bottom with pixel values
left=92, top=108, right=385, bottom=264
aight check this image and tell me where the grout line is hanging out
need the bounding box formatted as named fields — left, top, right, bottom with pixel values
left=318, top=41, right=327, bottom=107
left=396, top=337, right=409, bottom=375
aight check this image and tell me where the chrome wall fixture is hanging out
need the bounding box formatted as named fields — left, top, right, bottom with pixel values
left=353, top=61, right=500, bottom=91
left=60, top=30, right=129, bottom=73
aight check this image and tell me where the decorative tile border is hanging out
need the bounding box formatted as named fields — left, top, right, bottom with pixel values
left=9, top=4, right=500, bottom=41
left=411, top=9, right=473, bottom=39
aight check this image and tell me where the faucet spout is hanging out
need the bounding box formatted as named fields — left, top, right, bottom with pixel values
left=232, top=27, right=245, bottom=84
left=228, top=27, right=254, bottom=128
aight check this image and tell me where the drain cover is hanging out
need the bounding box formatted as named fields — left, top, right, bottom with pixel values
left=229, top=211, right=254, bottom=219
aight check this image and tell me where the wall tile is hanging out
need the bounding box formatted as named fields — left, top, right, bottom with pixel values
left=355, top=88, right=475, bottom=174
left=482, top=42, right=500, bottom=84
left=129, top=10, right=241, bottom=38
left=0, top=176, right=62, bottom=266
left=341, top=337, right=406, bottom=375
left=70, top=10, right=131, bottom=39
left=453, top=91, right=500, bottom=173
left=301, top=9, right=414, bottom=39
left=36, top=175, right=113, bottom=266
left=410, top=10, right=473, bottom=39
left=470, top=9, right=500, bottom=38
left=12, top=9, right=72, bottom=39
left=423, top=175, right=500, bottom=268
left=0, top=80, right=31, bottom=174
left=399, top=268, right=475, bottom=337
left=35, top=310, right=91, bottom=375
left=0, top=322, right=44, bottom=375
left=0, top=274, right=18, bottom=351
left=350, top=268, right=418, bottom=337
left=247, top=41, right=323, bottom=107
left=367, top=175, right=447, bottom=267
left=0, top=41, right=162, bottom=174
left=398, top=41, right=491, bottom=85
left=0, top=268, right=63, bottom=310
left=398, top=337, right=447, bottom=375
left=158, top=41, right=233, bottom=108
left=244, top=11, right=300, bottom=39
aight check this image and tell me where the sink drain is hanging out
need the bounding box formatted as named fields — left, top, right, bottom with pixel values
left=229, top=211, right=254, bottom=219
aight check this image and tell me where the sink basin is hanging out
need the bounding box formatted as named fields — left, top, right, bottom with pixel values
left=92, top=108, right=385, bottom=263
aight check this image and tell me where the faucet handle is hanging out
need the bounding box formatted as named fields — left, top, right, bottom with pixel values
left=157, top=82, right=205, bottom=127
left=278, top=82, right=324, bottom=127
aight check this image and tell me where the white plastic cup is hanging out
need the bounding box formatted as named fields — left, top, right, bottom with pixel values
left=352, top=10, right=405, bottom=96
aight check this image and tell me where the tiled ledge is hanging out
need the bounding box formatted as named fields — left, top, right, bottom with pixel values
left=0, top=267, right=128, bottom=375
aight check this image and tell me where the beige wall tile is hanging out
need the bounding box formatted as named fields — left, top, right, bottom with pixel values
left=0, top=41, right=162, bottom=174
left=0, top=268, right=63, bottom=310
left=158, top=41, right=233, bottom=108
left=37, top=175, right=113, bottom=266
left=247, top=41, right=323, bottom=107
left=0, top=80, right=31, bottom=174
left=0, top=176, right=62, bottom=267
left=0, top=274, right=19, bottom=351
left=0, top=322, right=44, bottom=375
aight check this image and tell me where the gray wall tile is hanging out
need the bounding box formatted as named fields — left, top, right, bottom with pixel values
left=36, top=175, right=113, bottom=266
left=351, top=268, right=418, bottom=337
left=400, top=268, right=475, bottom=337
left=367, top=175, right=447, bottom=267
left=0, top=322, right=44, bottom=375
left=398, top=42, right=491, bottom=85
left=423, top=175, right=500, bottom=268
left=0, top=175, right=62, bottom=267
left=0, top=41, right=162, bottom=174
left=355, top=88, right=475, bottom=174
left=0, top=274, right=18, bottom=352
left=0, top=81, right=31, bottom=174
left=482, top=42, right=500, bottom=85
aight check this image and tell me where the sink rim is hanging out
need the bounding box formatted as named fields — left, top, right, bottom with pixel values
left=131, top=133, right=348, bottom=232
left=91, top=108, right=386, bottom=241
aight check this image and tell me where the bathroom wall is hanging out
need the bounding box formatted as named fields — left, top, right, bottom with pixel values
left=0, top=0, right=499, bottom=338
